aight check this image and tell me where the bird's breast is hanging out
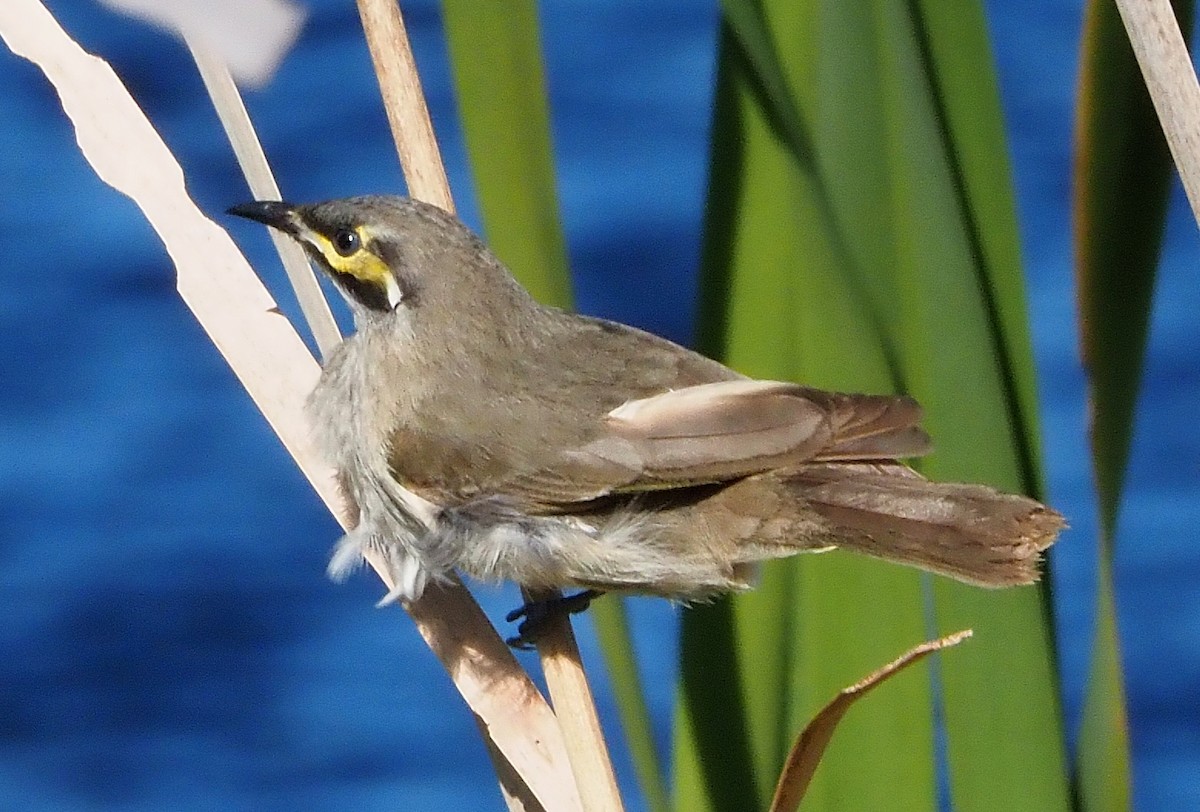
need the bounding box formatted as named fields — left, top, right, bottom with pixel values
left=307, top=333, right=404, bottom=508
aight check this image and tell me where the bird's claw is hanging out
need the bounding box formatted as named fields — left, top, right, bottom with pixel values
left=505, top=589, right=602, bottom=649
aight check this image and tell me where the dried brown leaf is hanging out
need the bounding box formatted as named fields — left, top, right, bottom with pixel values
left=769, top=630, right=973, bottom=812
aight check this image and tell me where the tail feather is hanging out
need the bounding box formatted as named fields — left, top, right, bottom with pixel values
left=787, top=463, right=1064, bottom=587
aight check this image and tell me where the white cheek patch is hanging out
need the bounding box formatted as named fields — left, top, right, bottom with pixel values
left=386, top=274, right=404, bottom=310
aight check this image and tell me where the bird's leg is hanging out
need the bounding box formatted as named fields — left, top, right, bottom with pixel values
left=504, top=589, right=603, bottom=649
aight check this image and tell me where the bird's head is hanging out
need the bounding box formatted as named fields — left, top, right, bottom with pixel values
left=229, top=195, right=523, bottom=324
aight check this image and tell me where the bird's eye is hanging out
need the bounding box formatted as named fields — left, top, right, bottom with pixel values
left=332, top=228, right=360, bottom=257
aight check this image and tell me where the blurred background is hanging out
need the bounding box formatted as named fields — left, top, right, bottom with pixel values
left=2, top=0, right=1198, bottom=809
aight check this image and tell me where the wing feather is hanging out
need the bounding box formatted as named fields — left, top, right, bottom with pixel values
left=497, top=380, right=931, bottom=512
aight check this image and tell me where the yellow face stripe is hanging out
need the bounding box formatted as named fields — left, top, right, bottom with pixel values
left=298, top=224, right=402, bottom=308
left=308, top=226, right=391, bottom=287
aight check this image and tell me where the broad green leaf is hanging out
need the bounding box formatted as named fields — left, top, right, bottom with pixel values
left=913, top=0, right=1044, bottom=496
left=1077, top=564, right=1130, bottom=812
left=882, top=4, right=1069, bottom=809
left=1076, top=0, right=1188, bottom=531
left=712, top=0, right=903, bottom=375
left=678, top=1, right=1069, bottom=809
left=442, top=6, right=668, bottom=810
left=442, top=0, right=570, bottom=308
left=677, top=7, right=933, bottom=810
left=1073, top=1, right=1191, bottom=808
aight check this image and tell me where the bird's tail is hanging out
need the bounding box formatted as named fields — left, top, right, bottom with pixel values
left=784, top=463, right=1064, bottom=587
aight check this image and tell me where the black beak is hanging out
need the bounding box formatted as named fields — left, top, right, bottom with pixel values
left=227, top=200, right=301, bottom=231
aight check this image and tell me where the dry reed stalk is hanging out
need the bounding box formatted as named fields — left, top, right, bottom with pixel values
left=354, top=1, right=624, bottom=808
left=1115, top=0, right=1200, bottom=227
left=0, top=1, right=582, bottom=809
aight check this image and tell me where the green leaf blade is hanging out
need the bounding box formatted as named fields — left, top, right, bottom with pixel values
left=442, top=0, right=571, bottom=308
left=1072, top=1, right=1191, bottom=809
left=679, top=2, right=1071, bottom=810
left=678, top=5, right=936, bottom=809
left=873, top=3, right=1069, bottom=807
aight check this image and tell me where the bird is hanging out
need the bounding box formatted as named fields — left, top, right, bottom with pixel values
left=229, top=195, right=1064, bottom=643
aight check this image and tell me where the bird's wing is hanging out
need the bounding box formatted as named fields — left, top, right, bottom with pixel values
left=496, top=379, right=931, bottom=512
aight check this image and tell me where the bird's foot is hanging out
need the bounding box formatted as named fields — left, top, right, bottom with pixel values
left=504, top=589, right=602, bottom=649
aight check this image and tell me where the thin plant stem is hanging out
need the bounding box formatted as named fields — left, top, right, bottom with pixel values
left=354, top=0, right=623, bottom=808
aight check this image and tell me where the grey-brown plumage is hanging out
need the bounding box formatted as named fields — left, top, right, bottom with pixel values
left=229, top=195, right=1064, bottom=605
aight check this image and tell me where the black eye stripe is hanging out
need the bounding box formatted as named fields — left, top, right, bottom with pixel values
left=332, top=228, right=360, bottom=256
left=330, top=270, right=390, bottom=312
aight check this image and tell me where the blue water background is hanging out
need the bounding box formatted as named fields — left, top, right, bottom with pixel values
left=1, top=1, right=1197, bottom=808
